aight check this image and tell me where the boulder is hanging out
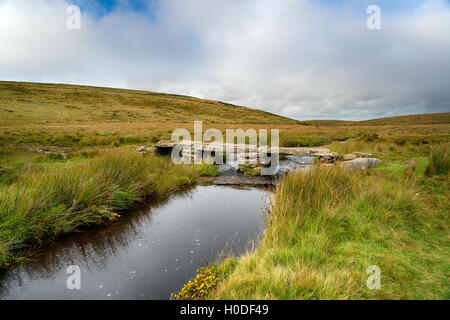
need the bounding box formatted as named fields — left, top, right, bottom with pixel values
left=317, top=152, right=340, bottom=164
left=343, top=153, right=357, bottom=161
left=154, top=140, right=182, bottom=155
left=340, top=158, right=381, bottom=171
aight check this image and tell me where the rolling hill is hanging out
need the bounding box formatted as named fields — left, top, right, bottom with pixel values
left=302, top=113, right=450, bottom=127
left=353, top=113, right=450, bottom=126
left=0, top=81, right=299, bottom=125
left=1, top=81, right=448, bottom=128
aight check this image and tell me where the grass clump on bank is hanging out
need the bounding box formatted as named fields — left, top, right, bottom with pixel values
left=425, top=145, right=449, bottom=176
left=0, top=149, right=198, bottom=267
left=241, top=166, right=261, bottom=176
left=194, top=163, right=219, bottom=177
left=208, top=165, right=449, bottom=299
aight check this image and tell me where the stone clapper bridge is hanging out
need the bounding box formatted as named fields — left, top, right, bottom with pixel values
left=146, top=140, right=381, bottom=185
left=153, top=140, right=339, bottom=162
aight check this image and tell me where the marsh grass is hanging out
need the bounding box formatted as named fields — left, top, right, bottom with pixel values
left=208, top=166, right=449, bottom=299
left=425, top=145, right=449, bottom=176
left=0, top=149, right=198, bottom=266
left=194, top=163, right=219, bottom=177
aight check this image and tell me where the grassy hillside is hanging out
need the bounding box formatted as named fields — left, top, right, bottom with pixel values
left=0, top=81, right=299, bottom=125
left=1, top=82, right=448, bottom=150
left=302, top=113, right=450, bottom=127
left=301, top=120, right=356, bottom=126
left=352, top=113, right=450, bottom=126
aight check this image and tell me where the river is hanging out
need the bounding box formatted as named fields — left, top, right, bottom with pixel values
left=0, top=155, right=313, bottom=300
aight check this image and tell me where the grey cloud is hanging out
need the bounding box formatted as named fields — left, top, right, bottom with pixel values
left=0, top=0, right=449, bottom=120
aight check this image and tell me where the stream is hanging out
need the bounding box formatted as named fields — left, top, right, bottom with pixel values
left=0, top=155, right=313, bottom=300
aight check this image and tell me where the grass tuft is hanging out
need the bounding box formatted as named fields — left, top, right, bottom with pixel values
left=425, top=145, right=449, bottom=176
left=194, top=163, right=219, bottom=177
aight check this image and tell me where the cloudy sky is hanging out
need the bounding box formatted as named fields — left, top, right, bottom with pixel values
left=1, top=0, right=449, bottom=120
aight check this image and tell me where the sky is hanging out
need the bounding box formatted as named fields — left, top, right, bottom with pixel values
left=0, top=0, right=449, bottom=120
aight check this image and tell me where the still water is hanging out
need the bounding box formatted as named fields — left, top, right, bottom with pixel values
left=0, top=185, right=268, bottom=300
left=0, top=155, right=313, bottom=300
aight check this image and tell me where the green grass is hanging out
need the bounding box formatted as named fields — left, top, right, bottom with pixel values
left=425, top=145, right=449, bottom=176
left=0, top=81, right=298, bottom=125
left=241, top=166, right=261, bottom=176
left=0, top=148, right=198, bottom=267
left=208, top=165, right=449, bottom=299
left=194, top=163, right=220, bottom=177
left=279, top=134, right=336, bottom=148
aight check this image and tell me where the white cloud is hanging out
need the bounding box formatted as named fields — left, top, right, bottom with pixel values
left=0, top=0, right=449, bottom=120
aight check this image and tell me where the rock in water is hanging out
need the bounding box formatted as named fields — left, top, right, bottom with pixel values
left=340, top=158, right=381, bottom=171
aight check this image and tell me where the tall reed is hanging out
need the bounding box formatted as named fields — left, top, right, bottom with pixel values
left=0, top=149, right=197, bottom=266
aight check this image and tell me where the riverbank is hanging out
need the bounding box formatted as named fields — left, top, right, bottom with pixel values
left=0, top=147, right=205, bottom=267
left=204, top=143, right=449, bottom=299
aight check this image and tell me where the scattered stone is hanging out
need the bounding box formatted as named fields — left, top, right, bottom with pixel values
left=340, top=158, right=381, bottom=171
left=353, top=152, right=374, bottom=158
left=317, top=152, right=340, bottom=164
left=343, top=153, right=357, bottom=161
left=24, top=145, right=70, bottom=154
left=404, top=159, right=419, bottom=167
left=137, top=146, right=155, bottom=153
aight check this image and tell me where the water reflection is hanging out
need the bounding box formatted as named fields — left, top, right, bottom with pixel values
left=0, top=185, right=268, bottom=300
